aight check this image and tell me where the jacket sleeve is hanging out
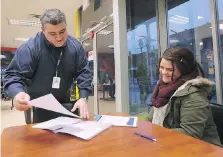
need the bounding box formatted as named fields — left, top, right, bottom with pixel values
left=172, top=91, right=209, bottom=139
left=75, top=43, right=92, bottom=98
left=3, top=44, right=37, bottom=98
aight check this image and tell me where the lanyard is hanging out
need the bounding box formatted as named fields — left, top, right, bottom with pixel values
left=56, top=51, right=63, bottom=77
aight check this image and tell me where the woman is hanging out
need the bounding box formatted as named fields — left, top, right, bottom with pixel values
left=147, top=47, right=222, bottom=147
left=102, top=73, right=113, bottom=85
left=101, top=73, right=114, bottom=98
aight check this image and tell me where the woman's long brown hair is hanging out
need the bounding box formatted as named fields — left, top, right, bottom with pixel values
left=159, top=47, right=204, bottom=81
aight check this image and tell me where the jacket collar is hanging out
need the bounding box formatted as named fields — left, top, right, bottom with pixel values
left=164, top=77, right=214, bottom=118
left=172, top=77, right=215, bottom=97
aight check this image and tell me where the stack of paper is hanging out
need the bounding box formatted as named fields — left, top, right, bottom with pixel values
left=32, top=117, right=112, bottom=140
left=95, top=115, right=138, bottom=127
left=30, top=94, right=138, bottom=139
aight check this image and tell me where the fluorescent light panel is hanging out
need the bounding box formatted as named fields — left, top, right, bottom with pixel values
left=175, top=15, right=189, bottom=20
left=169, top=39, right=179, bottom=43
left=169, top=15, right=189, bottom=25
left=108, top=45, right=114, bottom=48
left=98, top=30, right=113, bottom=35
left=14, top=37, right=29, bottom=41
left=169, top=19, right=187, bottom=24
left=170, top=17, right=188, bottom=23
left=8, top=19, right=41, bottom=27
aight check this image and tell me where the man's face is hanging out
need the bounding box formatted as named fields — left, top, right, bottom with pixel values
left=42, top=23, right=68, bottom=47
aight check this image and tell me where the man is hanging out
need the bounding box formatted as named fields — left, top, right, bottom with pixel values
left=4, top=9, right=92, bottom=123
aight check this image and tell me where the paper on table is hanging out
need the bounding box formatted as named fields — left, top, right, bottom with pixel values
left=32, top=117, right=112, bottom=140
left=32, top=117, right=82, bottom=130
left=97, top=115, right=138, bottom=127
left=54, top=121, right=112, bottom=140
left=29, top=94, right=79, bottom=118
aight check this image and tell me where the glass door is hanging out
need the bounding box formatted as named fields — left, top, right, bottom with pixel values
left=95, top=24, right=115, bottom=114
left=82, top=37, right=95, bottom=114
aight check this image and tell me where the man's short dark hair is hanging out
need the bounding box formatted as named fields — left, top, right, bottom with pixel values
left=40, top=9, right=66, bottom=26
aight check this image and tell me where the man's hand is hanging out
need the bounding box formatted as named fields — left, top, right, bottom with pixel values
left=71, top=98, right=89, bottom=119
left=13, top=92, right=31, bottom=111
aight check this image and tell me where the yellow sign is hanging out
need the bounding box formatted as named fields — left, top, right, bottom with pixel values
left=209, top=68, right=214, bottom=75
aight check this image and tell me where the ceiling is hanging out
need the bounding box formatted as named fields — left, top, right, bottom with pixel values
left=1, top=0, right=82, bottom=48
left=82, top=24, right=114, bottom=54
left=80, top=0, right=114, bottom=54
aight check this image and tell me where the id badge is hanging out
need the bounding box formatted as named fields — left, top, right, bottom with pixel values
left=52, top=77, right=61, bottom=89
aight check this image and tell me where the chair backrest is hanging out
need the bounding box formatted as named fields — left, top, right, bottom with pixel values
left=210, top=103, right=223, bottom=144
left=24, top=108, right=33, bottom=124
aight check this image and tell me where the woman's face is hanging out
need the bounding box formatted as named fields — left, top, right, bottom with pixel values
left=159, top=58, right=181, bottom=83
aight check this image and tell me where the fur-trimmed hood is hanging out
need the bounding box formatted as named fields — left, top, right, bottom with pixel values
left=174, top=77, right=215, bottom=95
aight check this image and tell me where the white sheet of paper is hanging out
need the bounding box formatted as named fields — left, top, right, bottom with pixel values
left=98, top=115, right=138, bottom=127
left=54, top=121, right=112, bottom=140
left=29, top=94, right=79, bottom=118
left=32, top=117, right=112, bottom=140
left=32, top=117, right=82, bottom=130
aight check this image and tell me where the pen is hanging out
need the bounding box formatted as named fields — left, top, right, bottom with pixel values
left=133, top=132, right=157, bottom=142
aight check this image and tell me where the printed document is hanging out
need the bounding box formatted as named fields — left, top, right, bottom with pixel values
left=29, top=94, right=79, bottom=118
left=33, top=117, right=112, bottom=140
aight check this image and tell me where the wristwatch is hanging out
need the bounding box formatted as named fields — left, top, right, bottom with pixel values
left=80, top=97, right=88, bottom=102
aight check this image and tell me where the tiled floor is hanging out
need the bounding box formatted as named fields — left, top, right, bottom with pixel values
left=1, top=95, right=116, bottom=133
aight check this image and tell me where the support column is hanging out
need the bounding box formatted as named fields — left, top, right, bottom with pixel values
left=113, top=0, right=129, bottom=113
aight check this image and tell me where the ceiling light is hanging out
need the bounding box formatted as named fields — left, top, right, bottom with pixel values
left=100, top=16, right=107, bottom=21
left=108, top=45, right=114, bottom=48
left=8, top=19, right=41, bottom=27
left=169, top=39, right=179, bottom=43
left=197, top=16, right=204, bottom=20
left=170, top=17, right=188, bottom=23
left=175, top=15, right=189, bottom=20
left=98, top=30, right=113, bottom=35
left=169, top=19, right=187, bottom=25
left=14, top=37, right=29, bottom=41
left=220, top=24, right=223, bottom=30
left=200, top=42, right=203, bottom=46
left=169, top=15, right=189, bottom=25
left=84, top=42, right=90, bottom=46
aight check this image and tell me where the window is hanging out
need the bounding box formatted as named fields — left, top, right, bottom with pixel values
left=217, top=0, right=223, bottom=102
left=167, top=0, right=217, bottom=103
left=126, top=0, right=159, bottom=114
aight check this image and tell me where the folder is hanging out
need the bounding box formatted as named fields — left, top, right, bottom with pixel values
left=94, top=115, right=138, bottom=127
left=32, top=117, right=112, bottom=140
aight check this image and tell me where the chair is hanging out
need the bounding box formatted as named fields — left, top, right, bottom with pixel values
left=210, top=103, right=223, bottom=144
left=24, top=108, right=33, bottom=124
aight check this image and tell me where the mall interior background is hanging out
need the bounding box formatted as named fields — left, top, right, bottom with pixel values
left=1, top=0, right=223, bottom=116
left=126, top=0, right=223, bottom=114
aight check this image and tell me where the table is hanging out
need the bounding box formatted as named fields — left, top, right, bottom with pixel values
left=1, top=112, right=223, bottom=157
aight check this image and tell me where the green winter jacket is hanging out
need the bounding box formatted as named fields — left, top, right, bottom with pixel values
left=147, top=77, right=222, bottom=147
